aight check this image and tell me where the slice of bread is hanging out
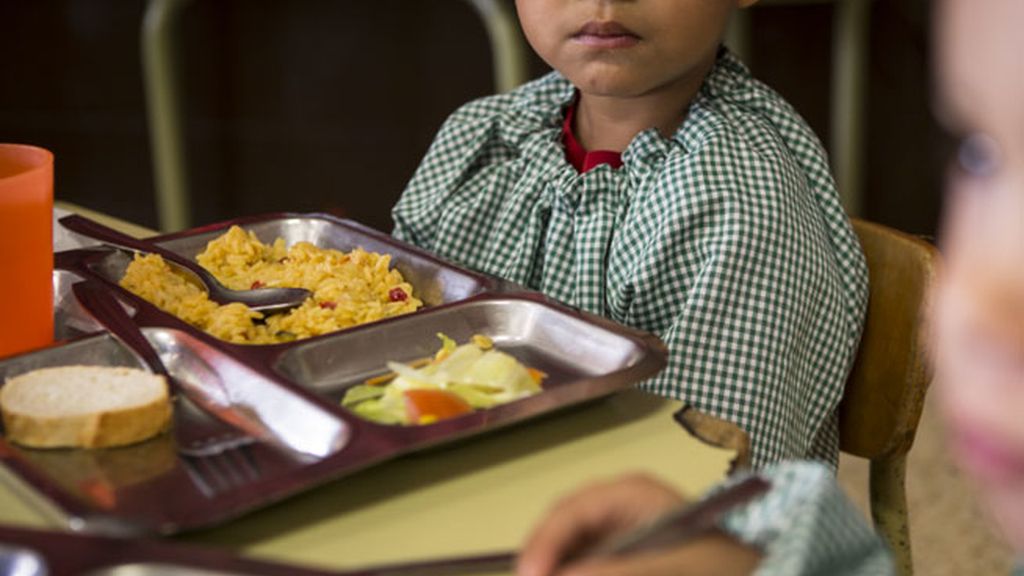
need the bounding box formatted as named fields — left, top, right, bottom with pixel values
left=0, top=365, right=172, bottom=449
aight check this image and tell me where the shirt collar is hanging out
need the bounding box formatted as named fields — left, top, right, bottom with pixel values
left=561, top=94, right=625, bottom=173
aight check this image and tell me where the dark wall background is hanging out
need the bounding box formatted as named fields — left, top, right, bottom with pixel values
left=749, top=0, right=943, bottom=238
left=0, top=0, right=942, bottom=236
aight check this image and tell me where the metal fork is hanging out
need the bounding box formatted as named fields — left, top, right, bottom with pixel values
left=72, top=282, right=262, bottom=496
left=177, top=438, right=261, bottom=498
left=170, top=398, right=261, bottom=498
left=171, top=391, right=257, bottom=457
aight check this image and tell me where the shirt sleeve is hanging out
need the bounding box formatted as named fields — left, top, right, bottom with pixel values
left=392, top=95, right=518, bottom=248
left=620, top=50, right=868, bottom=468
left=628, top=163, right=864, bottom=467
left=720, top=461, right=894, bottom=576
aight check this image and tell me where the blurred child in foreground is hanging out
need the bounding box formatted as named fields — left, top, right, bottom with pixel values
left=393, top=0, right=868, bottom=468
left=516, top=0, right=1024, bottom=574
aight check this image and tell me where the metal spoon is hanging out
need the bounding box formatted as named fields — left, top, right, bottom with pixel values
left=73, top=281, right=339, bottom=460
left=71, top=281, right=293, bottom=459
left=59, top=214, right=310, bottom=314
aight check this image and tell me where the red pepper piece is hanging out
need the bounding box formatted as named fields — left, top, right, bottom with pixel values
left=250, top=280, right=265, bottom=289
left=388, top=287, right=408, bottom=302
left=319, top=301, right=337, bottom=310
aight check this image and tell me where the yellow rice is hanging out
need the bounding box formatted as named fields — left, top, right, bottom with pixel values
left=119, top=225, right=422, bottom=344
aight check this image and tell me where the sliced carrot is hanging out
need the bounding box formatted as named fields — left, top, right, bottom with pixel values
left=527, top=367, right=548, bottom=384
left=403, top=389, right=473, bottom=423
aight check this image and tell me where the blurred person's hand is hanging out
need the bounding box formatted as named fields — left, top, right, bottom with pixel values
left=516, top=474, right=762, bottom=576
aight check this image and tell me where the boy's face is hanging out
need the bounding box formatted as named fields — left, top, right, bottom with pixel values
left=515, top=0, right=747, bottom=99
left=934, top=0, right=1024, bottom=552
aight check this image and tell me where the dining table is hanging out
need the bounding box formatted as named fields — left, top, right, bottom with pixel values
left=0, top=203, right=747, bottom=574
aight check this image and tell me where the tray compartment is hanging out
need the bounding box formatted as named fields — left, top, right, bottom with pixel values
left=83, top=214, right=491, bottom=309
left=274, top=296, right=659, bottom=407
left=0, top=332, right=139, bottom=385
left=0, top=328, right=352, bottom=533
left=54, top=268, right=106, bottom=340
left=144, top=327, right=350, bottom=459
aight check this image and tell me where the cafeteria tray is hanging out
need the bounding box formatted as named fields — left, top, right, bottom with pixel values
left=0, top=524, right=515, bottom=576
left=0, top=213, right=667, bottom=535
left=0, top=524, right=338, bottom=576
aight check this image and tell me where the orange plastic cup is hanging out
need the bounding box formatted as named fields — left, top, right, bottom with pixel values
left=0, top=144, right=54, bottom=358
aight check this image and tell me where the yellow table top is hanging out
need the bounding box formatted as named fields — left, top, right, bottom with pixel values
left=0, top=391, right=734, bottom=572
left=180, top=391, right=734, bottom=571
left=0, top=206, right=738, bottom=573
left=55, top=201, right=158, bottom=240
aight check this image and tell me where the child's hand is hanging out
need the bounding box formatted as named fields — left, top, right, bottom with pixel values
left=516, top=474, right=762, bottom=576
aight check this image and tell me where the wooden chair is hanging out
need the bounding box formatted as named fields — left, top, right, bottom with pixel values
left=839, top=218, right=940, bottom=576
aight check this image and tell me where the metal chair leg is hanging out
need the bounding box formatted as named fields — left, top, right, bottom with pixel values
left=830, top=0, right=870, bottom=216
left=143, top=0, right=528, bottom=232
left=463, top=0, right=529, bottom=93
left=142, top=0, right=192, bottom=232
left=724, top=0, right=871, bottom=216
left=724, top=9, right=752, bottom=64
left=870, top=453, right=913, bottom=576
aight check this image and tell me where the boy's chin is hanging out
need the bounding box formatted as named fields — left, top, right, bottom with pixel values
left=572, top=77, right=650, bottom=99
left=567, top=66, right=665, bottom=100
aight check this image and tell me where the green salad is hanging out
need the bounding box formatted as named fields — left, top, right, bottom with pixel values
left=341, top=334, right=545, bottom=425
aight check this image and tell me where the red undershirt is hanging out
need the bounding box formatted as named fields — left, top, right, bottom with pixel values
left=562, top=100, right=624, bottom=173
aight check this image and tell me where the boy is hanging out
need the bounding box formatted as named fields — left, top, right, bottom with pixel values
left=393, top=0, right=868, bottom=467
left=515, top=0, right=1024, bottom=574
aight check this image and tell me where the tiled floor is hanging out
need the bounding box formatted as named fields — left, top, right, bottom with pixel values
left=837, top=393, right=1014, bottom=575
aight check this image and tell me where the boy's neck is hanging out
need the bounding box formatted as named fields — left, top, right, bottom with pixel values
left=573, top=56, right=715, bottom=153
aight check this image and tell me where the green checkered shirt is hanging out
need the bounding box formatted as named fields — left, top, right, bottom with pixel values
left=723, top=461, right=893, bottom=575
left=393, top=49, right=868, bottom=468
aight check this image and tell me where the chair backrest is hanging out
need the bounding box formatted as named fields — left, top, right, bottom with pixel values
left=839, top=218, right=939, bottom=461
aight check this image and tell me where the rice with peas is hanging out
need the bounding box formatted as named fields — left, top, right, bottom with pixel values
left=120, top=225, right=422, bottom=344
